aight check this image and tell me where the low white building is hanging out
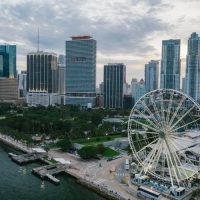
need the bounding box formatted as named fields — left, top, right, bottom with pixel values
left=26, top=92, right=61, bottom=107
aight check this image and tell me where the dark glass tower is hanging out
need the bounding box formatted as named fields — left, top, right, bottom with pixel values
left=27, top=51, right=58, bottom=93
left=104, top=63, right=126, bottom=108
left=0, top=44, right=16, bottom=78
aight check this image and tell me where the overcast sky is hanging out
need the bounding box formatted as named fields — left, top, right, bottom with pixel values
left=1, top=0, right=200, bottom=85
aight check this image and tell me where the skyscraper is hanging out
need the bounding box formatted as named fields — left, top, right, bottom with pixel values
left=131, top=78, right=146, bottom=102
left=27, top=51, right=58, bottom=93
left=145, top=60, right=159, bottom=92
left=182, top=77, right=186, bottom=94
left=26, top=51, right=59, bottom=106
left=58, top=55, right=65, bottom=95
left=185, top=32, right=200, bottom=100
left=18, top=70, right=27, bottom=98
left=65, top=36, right=96, bottom=107
left=160, top=39, right=181, bottom=90
left=104, top=63, right=126, bottom=108
left=0, top=44, right=16, bottom=78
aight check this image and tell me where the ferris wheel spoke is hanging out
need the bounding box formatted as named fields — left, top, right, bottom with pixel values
left=170, top=135, right=195, bottom=146
left=130, top=130, right=159, bottom=136
left=168, top=96, right=187, bottom=127
left=149, top=95, right=162, bottom=124
left=134, top=108, right=160, bottom=130
left=169, top=139, right=190, bottom=180
left=165, top=139, right=180, bottom=184
left=164, top=143, right=174, bottom=186
left=169, top=105, right=196, bottom=132
left=166, top=92, right=174, bottom=124
left=136, top=138, right=159, bottom=155
left=151, top=140, right=164, bottom=171
left=132, top=135, right=158, bottom=146
left=139, top=100, right=161, bottom=129
left=160, top=93, right=166, bottom=127
left=170, top=118, right=200, bottom=134
left=170, top=136, right=194, bottom=151
left=170, top=138, right=198, bottom=167
left=168, top=139, right=188, bottom=180
left=130, top=118, right=159, bottom=133
left=142, top=139, right=161, bottom=168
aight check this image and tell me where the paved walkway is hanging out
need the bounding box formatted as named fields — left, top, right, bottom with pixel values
left=49, top=149, right=138, bottom=200
left=0, top=133, right=32, bottom=153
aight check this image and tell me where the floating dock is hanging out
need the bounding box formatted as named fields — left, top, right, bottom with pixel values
left=11, top=153, right=44, bottom=164
left=32, top=164, right=66, bottom=184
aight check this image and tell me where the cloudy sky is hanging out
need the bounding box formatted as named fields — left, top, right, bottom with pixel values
left=1, top=0, right=200, bottom=85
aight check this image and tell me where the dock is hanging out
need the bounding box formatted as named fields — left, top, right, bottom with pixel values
left=32, top=164, right=66, bottom=184
left=46, top=174, right=60, bottom=184
left=8, top=152, right=17, bottom=157
left=11, top=153, right=44, bottom=164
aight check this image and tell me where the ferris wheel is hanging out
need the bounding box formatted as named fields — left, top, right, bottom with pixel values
left=128, top=89, right=200, bottom=186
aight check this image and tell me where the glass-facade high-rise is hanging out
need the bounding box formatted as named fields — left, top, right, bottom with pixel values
left=65, top=36, right=96, bottom=107
left=58, top=55, right=65, bottom=95
left=0, top=44, right=16, bottom=78
left=185, top=32, right=200, bottom=100
left=104, top=63, right=126, bottom=108
left=160, top=39, right=180, bottom=90
left=145, top=60, right=159, bottom=92
left=131, top=78, right=146, bottom=102
left=27, top=51, right=58, bottom=93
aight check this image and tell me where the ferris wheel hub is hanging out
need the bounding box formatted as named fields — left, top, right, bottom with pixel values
left=159, top=131, right=165, bottom=138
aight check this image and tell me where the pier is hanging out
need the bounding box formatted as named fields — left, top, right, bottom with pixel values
left=11, top=153, right=44, bottom=164
left=32, top=164, right=67, bottom=184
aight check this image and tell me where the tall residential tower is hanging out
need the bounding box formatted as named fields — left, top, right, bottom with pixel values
left=185, top=32, right=200, bottom=100
left=160, top=39, right=181, bottom=90
left=145, top=60, right=159, bottom=92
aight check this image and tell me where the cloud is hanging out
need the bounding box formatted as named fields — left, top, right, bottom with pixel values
left=0, top=0, right=199, bottom=84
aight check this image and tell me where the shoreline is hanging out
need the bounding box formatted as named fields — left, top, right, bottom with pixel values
left=0, top=133, right=129, bottom=200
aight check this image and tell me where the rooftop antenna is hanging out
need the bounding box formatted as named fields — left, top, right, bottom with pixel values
left=37, top=28, right=40, bottom=52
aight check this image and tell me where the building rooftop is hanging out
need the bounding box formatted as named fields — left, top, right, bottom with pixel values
left=106, top=63, right=125, bottom=65
left=27, top=51, right=57, bottom=56
left=71, top=35, right=92, bottom=40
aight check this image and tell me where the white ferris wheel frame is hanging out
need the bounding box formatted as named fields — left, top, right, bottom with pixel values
left=128, top=89, right=200, bottom=186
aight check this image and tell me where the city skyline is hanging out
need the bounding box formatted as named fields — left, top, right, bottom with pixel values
left=1, top=0, right=200, bottom=84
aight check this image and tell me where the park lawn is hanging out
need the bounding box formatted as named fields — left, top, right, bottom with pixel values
left=73, top=134, right=123, bottom=146
left=103, top=147, right=120, bottom=158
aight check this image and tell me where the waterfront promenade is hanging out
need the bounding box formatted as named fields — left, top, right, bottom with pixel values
left=0, top=133, right=169, bottom=200
left=0, top=133, right=32, bottom=153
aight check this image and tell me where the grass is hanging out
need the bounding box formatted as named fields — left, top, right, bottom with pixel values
left=43, top=155, right=58, bottom=164
left=102, top=147, right=120, bottom=158
left=73, top=134, right=123, bottom=146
